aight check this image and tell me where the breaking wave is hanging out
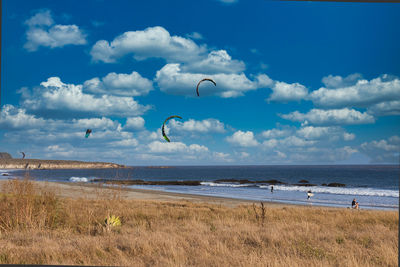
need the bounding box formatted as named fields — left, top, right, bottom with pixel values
left=200, top=182, right=398, bottom=198
left=69, top=177, right=89, bottom=182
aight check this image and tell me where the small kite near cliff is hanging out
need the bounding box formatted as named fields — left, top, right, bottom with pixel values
left=162, top=115, right=182, bottom=142
left=20, top=152, right=25, bottom=159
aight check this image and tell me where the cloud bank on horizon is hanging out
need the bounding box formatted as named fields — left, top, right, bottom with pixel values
left=1, top=3, right=399, bottom=165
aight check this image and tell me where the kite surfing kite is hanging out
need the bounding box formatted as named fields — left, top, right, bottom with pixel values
left=196, top=78, right=216, bottom=96
left=162, top=115, right=182, bottom=142
left=20, top=152, right=25, bottom=159
left=85, top=129, right=92, bottom=138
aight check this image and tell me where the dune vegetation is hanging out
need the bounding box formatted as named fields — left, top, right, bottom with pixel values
left=0, top=178, right=397, bottom=266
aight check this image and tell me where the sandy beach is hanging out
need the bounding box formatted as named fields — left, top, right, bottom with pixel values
left=16, top=180, right=279, bottom=207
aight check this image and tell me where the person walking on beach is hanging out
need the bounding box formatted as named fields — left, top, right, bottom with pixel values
left=271, top=185, right=274, bottom=193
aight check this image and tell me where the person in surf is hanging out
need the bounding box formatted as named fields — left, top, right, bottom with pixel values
left=307, top=190, right=313, bottom=200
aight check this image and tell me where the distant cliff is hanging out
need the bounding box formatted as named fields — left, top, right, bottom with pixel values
left=0, top=153, right=12, bottom=159
left=0, top=159, right=126, bottom=169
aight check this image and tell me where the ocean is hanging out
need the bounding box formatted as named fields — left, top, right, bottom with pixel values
left=1, top=165, right=398, bottom=210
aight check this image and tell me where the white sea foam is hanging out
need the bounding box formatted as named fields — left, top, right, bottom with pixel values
left=260, top=185, right=399, bottom=198
left=200, top=182, right=252, bottom=188
left=199, top=182, right=398, bottom=198
left=0, top=169, right=17, bottom=179
left=69, top=177, right=89, bottom=182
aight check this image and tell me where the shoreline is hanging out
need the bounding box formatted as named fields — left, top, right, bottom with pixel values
left=1, top=179, right=396, bottom=211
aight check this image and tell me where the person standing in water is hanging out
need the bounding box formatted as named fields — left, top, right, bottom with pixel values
left=271, top=185, right=274, bottom=193
left=307, top=190, right=313, bottom=200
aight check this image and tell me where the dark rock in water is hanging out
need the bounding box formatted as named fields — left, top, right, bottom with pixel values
left=298, top=179, right=309, bottom=183
left=327, top=183, right=346, bottom=187
left=0, top=152, right=12, bottom=159
left=321, top=183, right=327, bottom=186
left=1, top=173, right=9, bottom=176
left=263, top=179, right=286, bottom=185
left=293, top=183, right=317, bottom=186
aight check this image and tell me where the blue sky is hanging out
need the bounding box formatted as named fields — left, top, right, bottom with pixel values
left=1, top=0, right=399, bottom=165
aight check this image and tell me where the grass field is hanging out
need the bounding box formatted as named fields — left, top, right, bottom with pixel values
left=0, top=178, right=397, bottom=266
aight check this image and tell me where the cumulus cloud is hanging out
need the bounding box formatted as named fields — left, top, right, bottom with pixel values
left=310, top=74, right=400, bottom=109
left=19, top=77, right=151, bottom=118
left=212, top=152, right=233, bottom=162
left=267, top=81, right=308, bottom=102
left=360, top=136, right=400, bottom=163
left=90, top=26, right=206, bottom=63
left=83, top=71, right=153, bottom=97
left=169, top=118, right=226, bottom=133
left=321, top=73, right=362, bottom=88
left=280, top=108, right=375, bottom=126
left=261, top=128, right=292, bottom=139
left=24, top=10, right=86, bottom=51
left=296, top=126, right=355, bottom=141
left=124, top=117, right=145, bottom=131
left=367, top=100, right=400, bottom=116
left=155, top=63, right=272, bottom=97
left=147, top=141, right=208, bottom=154
left=226, top=130, right=259, bottom=147
left=182, top=50, right=245, bottom=74
left=0, top=105, right=46, bottom=130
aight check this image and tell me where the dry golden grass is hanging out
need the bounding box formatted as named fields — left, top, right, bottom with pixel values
left=0, top=178, right=397, bottom=266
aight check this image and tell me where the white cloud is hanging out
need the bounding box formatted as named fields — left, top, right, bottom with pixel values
left=182, top=50, right=245, bottom=74
left=261, top=128, right=292, bottom=139
left=280, top=136, right=316, bottom=147
left=24, top=10, right=86, bottom=51
left=83, top=71, right=153, bottom=97
left=109, top=138, right=139, bottom=147
left=0, top=105, right=46, bottom=129
left=147, top=141, right=208, bottom=154
left=169, top=118, right=225, bottom=133
left=73, top=117, right=119, bottom=130
left=321, top=73, right=362, bottom=88
left=296, top=126, right=355, bottom=141
left=155, top=63, right=272, bottom=97
left=310, top=74, right=400, bottom=109
left=90, top=26, right=206, bottom=63
left=25, top=10, right=54, bottom=27
left=226, top=130, right=259, bottom=147
left=20, top=77, right=151, bottom=118
left=367, top=100, right=400, bottom=116
left=360, top=136, right=400, bottom=163
left=343, top=132, right=356, bottom=141
left=262, top=139, right=278, bottom=148
left=275, top=150, right=287, bottom=159
left=267, top=81, right=308, bottom=102
left=280, top=108, right=375, bottom=126
left=124, top=117, right=145, bottom=130
left=186, top=32, right=203, bottom=40
left=212, top=152, right=233, bottom=162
